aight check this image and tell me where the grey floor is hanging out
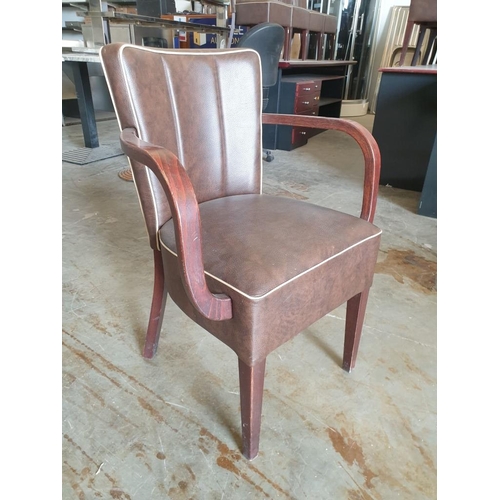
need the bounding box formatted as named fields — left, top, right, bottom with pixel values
left=62, top=113, right=437, bottom=499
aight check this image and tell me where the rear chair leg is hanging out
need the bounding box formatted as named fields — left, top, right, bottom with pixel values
left=411, top=26, right=426, bottom=65
left=143, top=249, right=168, bottom=359
left=399, top=20, right=415, bottom=66
left=300, top=29, right=310, bottom=60
left=283, top=27, right=291, bottom=60
left=238, top=358, right=266, bottom=460
left=343, top=288, right=370, bottom=373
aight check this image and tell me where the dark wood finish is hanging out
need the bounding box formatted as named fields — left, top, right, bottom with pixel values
left=143, top=249, right=168, bottom=359
left=262, top=113, right=380, bottom=222
left=283, top=27, right=291, bottom=61
left=380, top=65, right=437, bottom=75
left=101, top=46, right=383, bottom=462
left=399, top=20, right=415, bottom=66
left=238, top=358, right=266, bottom=460
left=324, top=33, right=335, bottom=60
left=342, top=288, right=370, bottom=372
left=120, top=127, right=233, bottom=321
left=300, top=29, right=310, bottom=60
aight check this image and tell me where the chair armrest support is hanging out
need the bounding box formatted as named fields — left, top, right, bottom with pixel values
left=120, top=127, right=233, bottom=321
left=262, top=114, right=381, bottom=223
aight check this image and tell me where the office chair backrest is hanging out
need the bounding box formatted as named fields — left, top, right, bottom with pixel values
left=100, top=44, right=263, bottom=249
left=238, top=23, right=285, bottom=110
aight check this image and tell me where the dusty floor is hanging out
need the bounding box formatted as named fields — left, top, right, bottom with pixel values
left=62, top=113, right=437, bottom=499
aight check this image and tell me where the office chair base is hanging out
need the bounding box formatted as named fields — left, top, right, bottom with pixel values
left=264, top=150, right=274, bottom=162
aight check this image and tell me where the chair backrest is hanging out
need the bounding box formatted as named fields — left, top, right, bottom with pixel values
left=100, top=43, right=263, bottom=249
left=237, top=23, right=285, bottom=89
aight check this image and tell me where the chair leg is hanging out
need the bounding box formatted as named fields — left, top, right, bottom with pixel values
left=315, top=32, right=325, bottom=60
left=326, top=33, right=335, bottom=60
left=398, top=20, right=414, bottom=66
left=300, top=29, right=310, bottom=60
left=421, top=28, right=437, bottom=64
left=342, top=287, right=370, bottom=373
left=411, top=26, right=426, bottom=65
left=238, top=357, right=266, bottom=460
left=283, top=27, right=291, bottom=61
left=311, top=33, right=319, bottom=60
left=143, top=248, right=168, bottom=359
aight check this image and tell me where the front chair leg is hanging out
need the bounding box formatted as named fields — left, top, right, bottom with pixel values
left=342, top=288, right=370, bottom=373
left=238, top=357, right=266, bottom=460
left=143, top=248, right=168, bottom=359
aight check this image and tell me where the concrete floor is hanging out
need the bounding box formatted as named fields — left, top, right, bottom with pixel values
left=62, top=113, right=437, bottom=499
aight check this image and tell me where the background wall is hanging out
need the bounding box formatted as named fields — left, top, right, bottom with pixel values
left=365, top=0, right=411, bottom=112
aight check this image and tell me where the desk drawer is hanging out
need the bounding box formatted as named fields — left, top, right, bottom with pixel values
left=291, top=109, right=318, bottom=144
left=294, top=92, right=321, bottom=114
left=291, top=127, right=309, bottom=147
left=296, top=80, right=321, bottom=96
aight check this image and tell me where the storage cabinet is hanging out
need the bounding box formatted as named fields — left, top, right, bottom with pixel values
left=277, top=77, right=320, bottom=150
left=275, top=74, right=345, bottom=151
left=263, top=60, right=355, bottom=152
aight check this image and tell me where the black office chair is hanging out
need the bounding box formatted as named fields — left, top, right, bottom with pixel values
left=238, top=23, right=285, bottom=162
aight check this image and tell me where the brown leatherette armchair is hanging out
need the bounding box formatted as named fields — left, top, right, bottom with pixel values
left=100, top=43, right=382, bottom=460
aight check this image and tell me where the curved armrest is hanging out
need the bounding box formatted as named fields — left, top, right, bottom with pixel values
left=262, top=114, right=381, bottom=223
left=120, top=127, right=232, bottom=321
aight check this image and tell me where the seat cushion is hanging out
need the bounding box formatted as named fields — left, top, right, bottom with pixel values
left=409, top=0, right=437, bottom=22
left=235, top=1, right=293, bottom=27
left=308, top=10, right=325, bottom=32
left=291, top=6, right=309, bottom=29
left=159, top=194, right=381, bottom=364
left=323, top=14, right=337, bottom=34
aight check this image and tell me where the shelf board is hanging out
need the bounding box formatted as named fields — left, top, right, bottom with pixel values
left=281, top=74, right=345, bottom=84
left=319, top=97, right=341, bottom=106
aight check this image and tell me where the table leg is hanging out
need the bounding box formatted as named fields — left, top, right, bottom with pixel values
left=68, top=61, right=99, bottom=149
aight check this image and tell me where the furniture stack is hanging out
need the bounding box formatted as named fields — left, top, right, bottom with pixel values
left=234, top=0, right=337, bottom=60
left=399, top=0, right=437, bottom=66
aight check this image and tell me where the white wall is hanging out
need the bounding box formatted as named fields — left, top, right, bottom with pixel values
left=366, top=0, right=410, bottom=112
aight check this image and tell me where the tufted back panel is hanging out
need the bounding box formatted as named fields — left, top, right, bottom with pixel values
left=101, top=43, right=263, bottom=249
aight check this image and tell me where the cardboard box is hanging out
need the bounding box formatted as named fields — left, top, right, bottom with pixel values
left=162, top=14, right=215, bottom=48
left=162, top=14, right=247, bottom=49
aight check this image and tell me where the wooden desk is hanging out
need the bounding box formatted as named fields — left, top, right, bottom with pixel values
left=62, top=51, right=102, bottom=149
left=371, top=65, right=437, bottom=217
left=263, top=60, right=356, bottom=151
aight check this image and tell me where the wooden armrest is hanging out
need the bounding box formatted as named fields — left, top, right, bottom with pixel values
left=120, top=127, right=232, bottom=322
left=262, top=114, right=381, bottom=223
